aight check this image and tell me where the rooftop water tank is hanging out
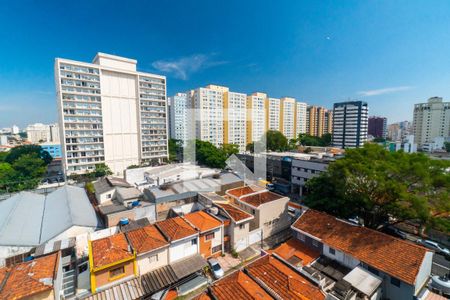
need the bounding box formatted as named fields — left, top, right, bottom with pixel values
left=119, top=218, right=129, bottom=225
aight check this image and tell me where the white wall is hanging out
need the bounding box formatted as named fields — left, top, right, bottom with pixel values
left=137, top=247, right=169, bottom=275
left=414, top=251, right=433, bottom=295
left=323, top=244, right=360, bottom=269
left=169, top=236, right=198, bottom=263
left=101, top=70, right=140, bottom=176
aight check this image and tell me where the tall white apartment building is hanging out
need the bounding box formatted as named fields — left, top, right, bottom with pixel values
left=332, top=101, right=368, bottom=148
left=267, top=98, right=281, bottom=131
left=413, top=97, right=450, bottom=147
left=295, top=102, right=307, bottom=136
left=55, top=53, right=168, bottom=176
left=168, top=93, right=188, bottom=143
left=280, top=97, right=296, bottom=139
left=224, top=91, right=247, bottom=152
left=26, top=123, right=51, bottom=143
left=247, top=92, right=267, bottom=144
left=190, top=85, right=224, bottom=147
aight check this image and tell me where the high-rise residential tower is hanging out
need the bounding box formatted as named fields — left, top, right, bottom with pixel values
left=280, top=97, right=296, bottom=140
left=324, top=110, right=333, bottom=135
left=224, top=90, right=247, bottom=152
left=267, top=97, right=281, bottom=131
left=306, top=106, right=332, bottom=137
left=247, top=92, right=267, bottom=144
left=55, top=53, right=168, bottom=176
left=295, top=102, right=307, bottom=136
left=332, top=101, right=368, bottom=148
left=413, top=97, right=450, bottom=147
left=368, top=116, right=387, bottom=138
left=168, top=93, right=188, bottom=142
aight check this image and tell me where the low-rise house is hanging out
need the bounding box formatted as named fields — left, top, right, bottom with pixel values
left=227, top=186, right=291, bottom=239
left=214, top=202, right=254, bottom=252
left=291, top=209, right=433, bottom=299
left=89, top=233, right=136, bottom=292
left=246, top=255, right=325, bottom=300
left=126, top=225, right=169, bottom=275
left=144, top=172, right=243, bottom=220
left=209, top=270, right=272, bottom=299
left=0, top=185, right=99, bottom=267
left=0, top=252, right=63, bottom=300
left=93, top=176, right=132, bottom=204
left=156, top=217, right=199, bottom=263
left=184, top=211, right=224, bottom=258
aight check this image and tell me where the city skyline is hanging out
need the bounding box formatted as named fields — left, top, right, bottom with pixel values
left=3, top=1, right=450, bottom=127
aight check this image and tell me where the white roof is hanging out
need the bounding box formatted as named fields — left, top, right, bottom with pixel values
left=0, top=185, right=99, bottom=247
left=343, top=266, right=382, bottom=296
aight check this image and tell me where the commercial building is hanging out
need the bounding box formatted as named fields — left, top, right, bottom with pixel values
left=413, top=97, right=450, bottom=147
left=40, top=142, right=62, bottom=158
left=368, top=116, right=387, bottom=138
left=247, top=92, right=267, bottom=144
left=291, top=157, right=334, bottom=196
left=55, top=52, right=168, bottom=176
left=332, top=101, right=368, bottom=148
left=280, top=97, right=296, bottom=139
left=26, top=123, right=51, bottom=143
left=223, top=91, right=247, bottom=152
left=168, top=93, right=188, bottom=142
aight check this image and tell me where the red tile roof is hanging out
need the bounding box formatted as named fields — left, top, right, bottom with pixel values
left=240, top=191, right=284, bottom=207
left=0, top=252, right=59, bottom=300
left=215, top=203, right=253, bottom=223
left=210, top=270, right=272, bottom=300
left=126, top=225, right=169, bottom=254
left=192, top=292, right=212, bottom=300
left=91, top=233, right=134, bottom=269
left=156, top=216, right=198, bottom=241
left=292, top=209, right=429, bottom=285
left=246, top=255, right=325, bottom=300
left=184, top=211, right=222, bottom=233
left=272, top=238, right=320, bottom=266
left=227, top=186, right=259, bottom=198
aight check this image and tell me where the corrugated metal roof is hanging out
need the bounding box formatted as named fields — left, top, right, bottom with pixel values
left=84, top=278, right=144, bottom=300
left=0, top=185, right=99, bottom=247
left=141, top=265, right=178, bottom=294
left=34, top=237, right=76, bottom=257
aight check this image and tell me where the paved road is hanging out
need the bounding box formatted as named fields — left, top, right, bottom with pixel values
left=432, top=254, right=450, bottom=277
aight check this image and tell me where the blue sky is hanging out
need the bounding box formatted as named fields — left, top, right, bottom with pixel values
left=1, top=0, right=450, bottom=128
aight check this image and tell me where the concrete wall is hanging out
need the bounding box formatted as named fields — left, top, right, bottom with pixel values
left=94, top=260, right=135, bottom=291
left=322, top=244, right=360, bottom=269
left=199, top=227, right=222, bottom=258
left=137, top=247, right=169, bottom=275
left=230, top=221, right=250, bottom=251
left=96, top=189, right=115, bottom=205
left=414, top=251, right=433, bottom=295
left=169, top=236, right=199, bottom=263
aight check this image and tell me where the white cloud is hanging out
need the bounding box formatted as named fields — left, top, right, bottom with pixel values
left=357, top=86, right=413, bottom=97
left=152, top=54, right=227, bottom=80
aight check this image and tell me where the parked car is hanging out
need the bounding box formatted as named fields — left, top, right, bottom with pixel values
left=416, top=239, right=450, bottom=256
left=208, top=258, right=224, bottom=279
left=381, top=226, right=407, bottom=240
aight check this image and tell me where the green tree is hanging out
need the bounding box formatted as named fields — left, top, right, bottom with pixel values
left=263, top=130, right=288, bottom=152
left=305, top=143, right=450, bottom=232
left=12, top=153, right=46, bottom=178
left=445, top=141, right=450, bottom=152
left=246, top=142, right=255, bottom=153
left=321, top=133, right=332, bottom=146
left=195, top=140, right=239, bottom=169
left=94, top=163, right=113, bottom=177
left=168, top=139, right=182, bottom=162
left=0, top=162, right=17, bottom=192
left=6, top=145, right=52, bottom=165
left=298, top=133, right=332, bottom=147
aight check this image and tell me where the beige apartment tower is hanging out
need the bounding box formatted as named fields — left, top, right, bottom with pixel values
left=413, top=97, right=450, bottom=147
left=55, top=53, right=168, bottom=176
left=306, top=106, right=332, bottom=137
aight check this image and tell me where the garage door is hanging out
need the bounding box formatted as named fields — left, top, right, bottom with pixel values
left=248, top=229, right=262, bottom=246
left=235, top=238, right=248, bottom=252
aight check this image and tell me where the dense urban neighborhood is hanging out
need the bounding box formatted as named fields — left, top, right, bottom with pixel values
left=1, top=2, right=450, bottom=300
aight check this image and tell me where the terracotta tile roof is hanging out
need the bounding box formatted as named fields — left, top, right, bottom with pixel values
left=227, top=186, right=259, bottom=198
left=192, top=292, right=212, bottom=300
left=246, top=255, right=325, bottom=300
left=215, top=203, right=253, bottom=223
left=0, top=252, right=59, bottom=300
left=184, top=211, right=222, bottom=233
left=156, top=216, right=198, bottom=241
left=240, top=191, right=284, bottom=207
left=288, top=202, right=303, bottom=209
left=292, top=209, right=429, bottom=285
left=126, top=224, right=168, bottom=254
left=210, top=270, right=272, bottom=300
left=91, top=233, right=134, bottom=269
left=273, top=238, right=320, bottom=266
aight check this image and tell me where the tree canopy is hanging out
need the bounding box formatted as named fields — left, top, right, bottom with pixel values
left=5, top=144, right=52, bottom=165
left=195, top=140, right=239, bottom=169
left=304, top=143, right=450, bottom=233
left=298, top=133, right=332, bottom=147
left=168, top=139, right=183, bottom=162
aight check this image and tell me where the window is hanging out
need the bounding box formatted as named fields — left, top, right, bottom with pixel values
left=212, top=245, right=222, bottom=253
left=390, top=277, right=401, bottom=287
left=328, top=247, right=336, bottom=255
left=191, top=239, right=198, bottom=246
left=107, top=194, right=112, bottom=199
left=205, top=232, right=215, bottom=241
left=312, top=239, right=319, bottom=247
left=149, top=255, right=158, bottom=263
left=109, top=266, right=125, bottom=279
left=239, top=224, right=245, bottom=230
